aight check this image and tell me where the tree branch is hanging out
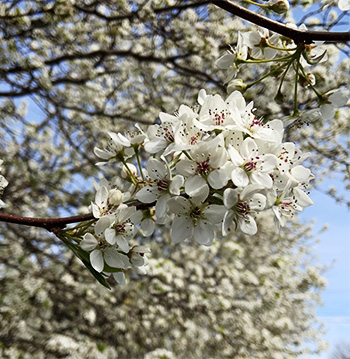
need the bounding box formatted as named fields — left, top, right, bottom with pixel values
left=0, top=213, right=94, bottom=232
left=0, top=201, right=155, bottom=232
left=211, top=0, right=350, bottom=43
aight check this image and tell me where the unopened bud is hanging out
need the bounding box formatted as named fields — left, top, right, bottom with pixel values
left=108, top=188, right=123, bottom=206
left=227, top=79, right=247, bottom=94
left=299, top=72, right=316, bottom=87
left=269, top=0, right=290, bottom=14
left=274, top=90, right=286, bottom=104
left=121, top=163, right=137, bottom=180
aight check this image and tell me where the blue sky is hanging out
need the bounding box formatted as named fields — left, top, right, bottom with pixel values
left=301, top=180, right=350, bottom=357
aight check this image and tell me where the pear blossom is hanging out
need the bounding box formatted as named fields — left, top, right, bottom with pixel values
left=272, top=183, right=313, bottom=228
left=223, top=185, right=266, bottom=236
left=104, top=204, right=136, bottom=252
left=246, top=28, right=280, bottom=59
left=80, top=216, right=129, bottom=272
left=320, top=90, right=348, bottom=120
left=176, top=134, right=229, bottom=202
left=167, top=196, right=226, bottom=246
left=136, top=157, right=184, bottom=222
left=228, top=137, right=278, bottom=189
left=94, top=131, right=131, bottom=165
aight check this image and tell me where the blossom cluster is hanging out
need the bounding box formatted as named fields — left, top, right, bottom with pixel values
left=0, top=160, right=8, bottom=208
left=84, top=89, right=315, bottom=282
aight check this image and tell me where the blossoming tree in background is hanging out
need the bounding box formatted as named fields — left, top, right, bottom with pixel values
left=0, top=0, right=349, bottom=357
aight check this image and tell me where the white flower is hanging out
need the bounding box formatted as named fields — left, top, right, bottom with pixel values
left=338, top=0, right=350, bottom=10
left=176, top=134, right=229, bottom=202
left=246, top=28, right=280, bottom=59
left=272, top=182, right=313, bottom=228
left=228, top=137, right=277, bottom=189
left=168, top=196, right=226, bottom=246
left=194, top=92, right=241, bottom=131
left=227, top=91, right=284, bottom=143
left=223, top=185, right=266, bottom=236
left=104, top=204, right=136, bottom=252
left=80, top=216, right=129, bottom=272
left=136, top=157, right=184, bottom=222
left=94, top=131, right=131, bottom=165
left=144, top=118, right=178, bottom=155
left=320, top=90, right=348, bottom=120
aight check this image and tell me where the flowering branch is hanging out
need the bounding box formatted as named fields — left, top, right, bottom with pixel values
left=211, top=0, right=350, bottom=43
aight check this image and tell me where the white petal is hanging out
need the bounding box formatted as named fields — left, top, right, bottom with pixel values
left=208, top=168, right=229, bottom=189
left=260, top=154, right=277, bottom=172
left=238, top=216, right=257, bottom=235
left=147, top=157, right=168, bottom=180
left=228, top=144, right=244, bottom=166
left=194, top=221, right=214, bottom=246
left=204, top=205, right=226, bottom=223
left=136, top=186, right=158, bottom=203
left=95, top=216, right=112, bottom=237
left=248, top=193, right=266, bottom=211
left=80, top=233, right=97, bottom=251
left=222, top=210, right=235, bottom=236
left=141, top=218, right=155, bottom=237
left=329, top=90, right=348, bottom=107
left=95, top=186, right=109, bottom=207
left=171, top=216, right=193, bottom=243
left=144, top=138, right=167, bottom=154
left=293, top=188, right=314, bottom=207
left=185, top=176, right=209, bottom=203
left=339, top=0, right=350, bottom=10
left=251, top=172, right=273, bottom=188
left=94, top=146, right=113, bottom=160
left=240, top=137, right=257, bottom=159
left=215, top=53, right=235, bottom=69
left=155, top=193, right=171, bottom=219
left=291, top=165, right=311, bottom=183
left=223, top=188, right=238, bottom=209
left=104, top=248, right=126, bottom=268
left=113, top=272, right=126, bottom=285
left=320, top=104, right=335, bottom=120
left=90, top=250, right=104, bottom=272
left=116, top=235, right=130, bottom=252
left=169, top=175, right=184, bottom=195
left=231, top=167, right=249, bottom=187
left=104, top=228, right=117, bottom=245
left=167, top=196, right=191, bottom=215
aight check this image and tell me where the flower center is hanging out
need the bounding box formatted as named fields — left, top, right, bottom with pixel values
left=196, top=157, right=211, bottom=176
left=236, top=201, right=250, bottom=217
left=156, top=178, right=169, bottom=191
left=209, top=108, right=229, bottom=126
left=189, top=206, right=202, bottom=219
left=156, top=122, right=174, bottom=142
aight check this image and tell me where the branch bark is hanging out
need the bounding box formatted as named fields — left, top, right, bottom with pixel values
left=211, top=0, right=350, bottom=43
left=0, top=201, right=155, bottom=232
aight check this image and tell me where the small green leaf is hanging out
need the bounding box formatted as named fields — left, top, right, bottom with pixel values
left=59, top=236, right=111, bottom=289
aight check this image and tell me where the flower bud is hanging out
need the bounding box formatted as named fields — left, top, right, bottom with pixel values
left=227, top=79, right=247, bottom=94
left=108, top=188, right=123, bottom=206
left=121, top=163, right=137, bottom=180
left=269, top=0, right=290, bottom=14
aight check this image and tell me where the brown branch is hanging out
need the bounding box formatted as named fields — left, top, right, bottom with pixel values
left=0, top=213, right=94, bottom=232
left=211, top=0, right=350, bottom=43
left=0, top=200, right=155, bottom=232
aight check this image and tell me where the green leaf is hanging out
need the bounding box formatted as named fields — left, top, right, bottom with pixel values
left=59, top=236, right=111, bottom=289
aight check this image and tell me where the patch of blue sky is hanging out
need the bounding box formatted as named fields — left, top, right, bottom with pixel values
left=301, top=176, right=350, bottom=356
